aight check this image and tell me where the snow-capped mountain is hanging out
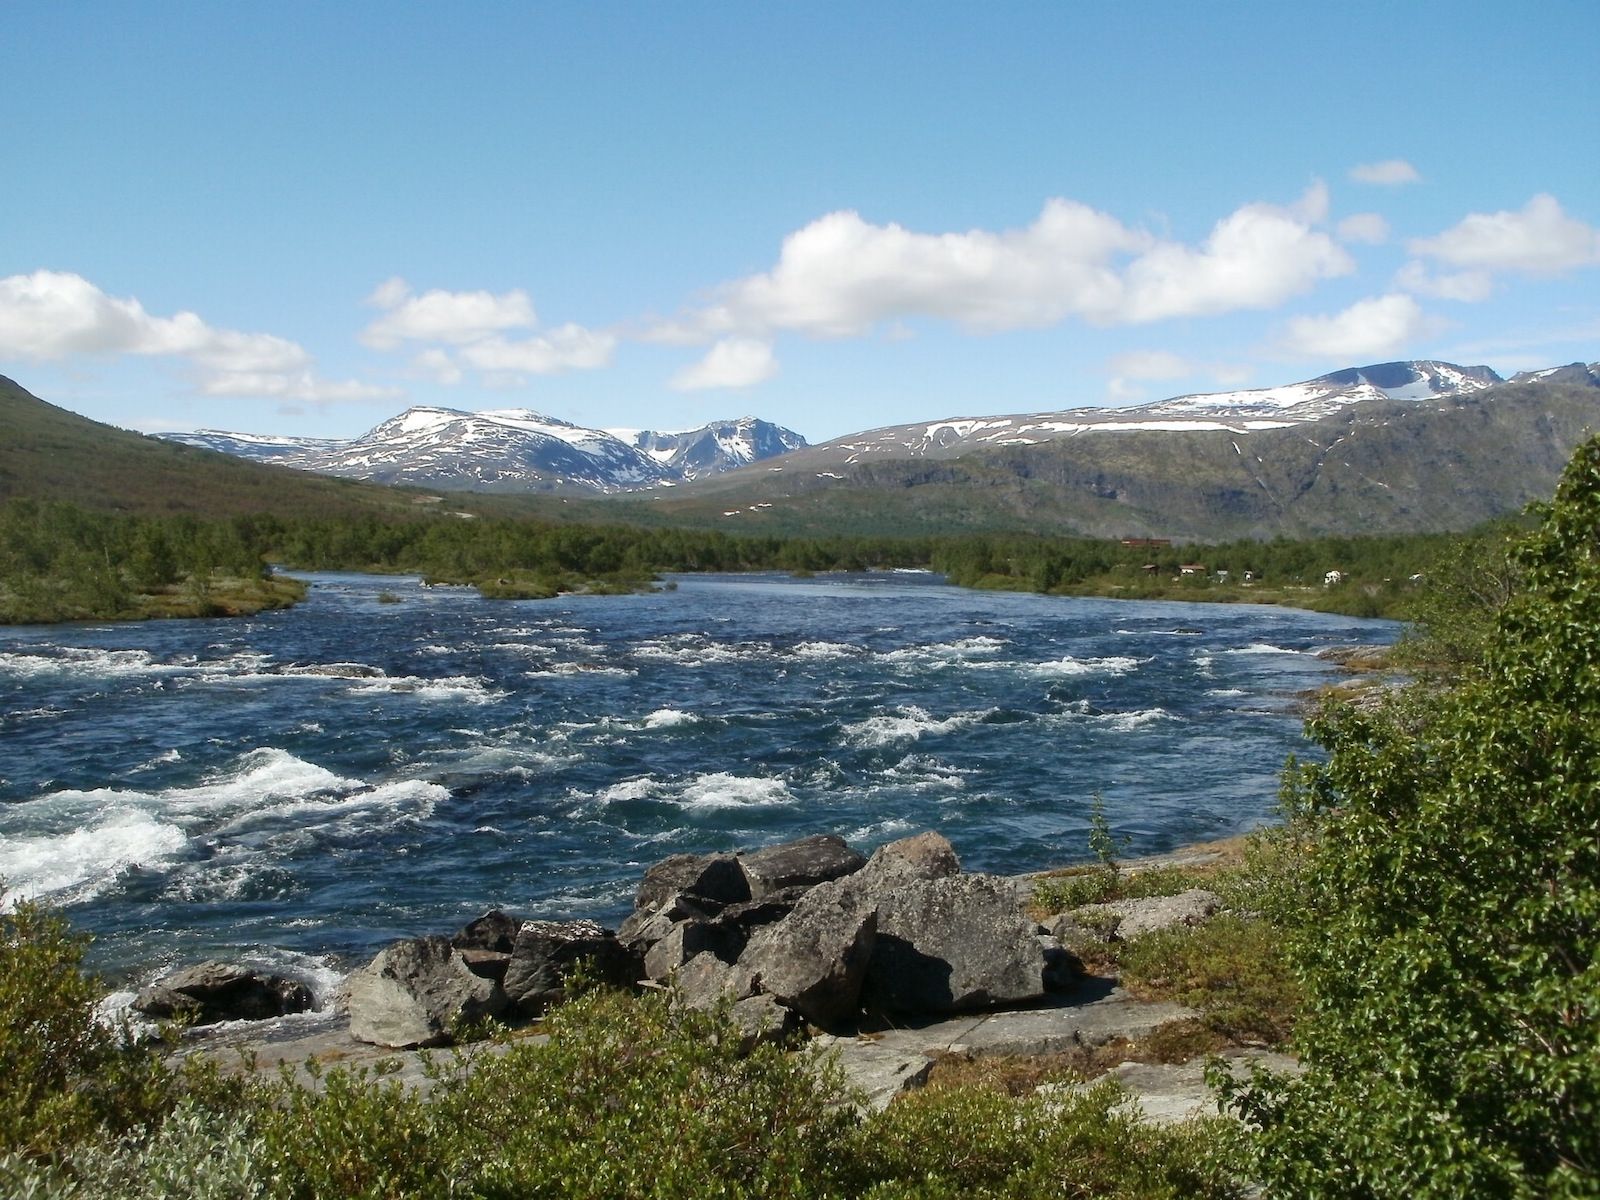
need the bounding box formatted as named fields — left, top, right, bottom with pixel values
left=161, top=408, right=808, bottom=493
left=783, top=361, right=1504, bottom=469
left=610, top=418, right=809, bottom=481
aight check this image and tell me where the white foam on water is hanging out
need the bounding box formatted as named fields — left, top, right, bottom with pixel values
left=975, top=654, right=1143, bottom=679
left=789, top=641, right=858, bottom=661
left=358, top=674, right=506, bottom=703
left=157, top=748, right=350, bottom=816
left=1223, top=643, right=1306, bottom=656
left=1206, top=688, right=1248, bottom=697
left=1094, top=708, right=1176, bottom=731
left=677, top=772, right=794, bottom=810
left=882, top=754, right=970, bottom=790
left=846, top=817, right=916, bottom=842
left=0, top=808, right=188, bottom=908
left=842, top=706, right=990, bottom=748
left=881, top=635, right=1008, bottom=667
left=595, top=777, right=661, bottom=805
left=642, top=708, right=698, bottom=729
left=0, top=646, right=189, bottom=681
left=524, top=663, right=635, bottom=678
left=631, top=637, right=769, bottom=667
left=131, top=748, right=184, bottom=773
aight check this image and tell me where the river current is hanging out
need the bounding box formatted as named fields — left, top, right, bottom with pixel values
left=0, top=571, right=1394, bottom=989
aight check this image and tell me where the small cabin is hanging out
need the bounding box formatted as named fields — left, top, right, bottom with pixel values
left=1178, top=563, right=1206, bottom=576
left=1324, top=569, right=1345, bottom=586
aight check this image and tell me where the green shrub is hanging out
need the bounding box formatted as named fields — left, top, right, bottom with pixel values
left=0, top=892, right=174, bottom=1159
left=1120, top=915, right=1301, bottom=1046
left=1225, top=436, right=1600, bottom=1197
left=851, top=1080, right=1246, bottom=1198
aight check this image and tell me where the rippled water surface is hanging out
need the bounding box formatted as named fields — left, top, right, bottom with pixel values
left=0, top=571, right=1395, bottom=981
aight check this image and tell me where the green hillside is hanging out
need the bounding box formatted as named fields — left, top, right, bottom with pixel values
left=0, top=376, right=445, bottom=520
left=642, top=379, right=1600, bottom=540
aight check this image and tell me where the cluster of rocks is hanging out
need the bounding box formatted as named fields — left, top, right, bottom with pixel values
left=333, top=830, right=1084, bottom=1049
left=133, top=831, right=1229, bottom=1057
left=132, top=831, right=1082, bottom=1050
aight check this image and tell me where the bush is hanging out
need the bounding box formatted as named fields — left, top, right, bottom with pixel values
left=1224, top=436, right=1600, bottom=1197
left=0, top=892, right=174, bottom=1159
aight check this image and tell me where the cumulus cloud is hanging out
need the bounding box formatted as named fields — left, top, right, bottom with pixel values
left=1337, top=213, right=1391, bottom=245
left=0, top=270, right=309, bottom=373
left=361, top=276, right=615, bottom=379
left=670, top=338, right=778, bottom=391
left=458, top=325, right=618, bottom=375
left=1394, top=260, right=1493, bottom=303
left=658, top=186, right=1350, bottom=343
left=1281, top=293, right=1430, bottom=359
left=1349, top=159, right=1421, bottom=186
left=1408, top=194, right=1600, bottom=276
left=362, top=277, right=539, bottom=348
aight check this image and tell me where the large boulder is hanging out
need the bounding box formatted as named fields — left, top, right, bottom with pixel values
left=133, top=960, right=313, bottom=1025
left=859, top=830, right=961, bottom=883
left=738, top=881, right=877, bottom=1027
left=1055, top=889, right=1223, bottom=943
left=346, top=936, right=507, bottom=1048
left=502, top=919, right=642, bottom=1015
left=635, top=853, right=750, bottom=913
left=862, top=872, right=1047, bottom=1014
left=617, top=891, right=719, bottom=949
left=738, top=834, right=865, bottom=900
left=642, top=919, right=744, bottom=981
left=451, top=909, right=523, bottom=954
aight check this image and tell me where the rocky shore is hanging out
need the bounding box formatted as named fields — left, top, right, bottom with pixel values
left=149, top=830, right=1288, bottom=1116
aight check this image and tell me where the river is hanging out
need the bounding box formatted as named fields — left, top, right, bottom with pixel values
left=0, top=570, right=1394, bottom=989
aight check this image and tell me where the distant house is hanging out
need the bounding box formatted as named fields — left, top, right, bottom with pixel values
left=1121, top=538, right=1173, bottom=548
left=1141, top=563, right=1159, bottom=574
left=1243, top=570, right=1257, bottom=582
left=1214, top=569, right=1229, bottom=581
left=1324, top=569, right=1345, bottom=586
left=1178, top=563, right=1206, bottom=576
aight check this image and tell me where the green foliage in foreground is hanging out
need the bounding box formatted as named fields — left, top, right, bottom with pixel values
left=0, top=965, right=1247, bottom=1200
left=1223, top=436, right=1600, bottom=1197
left=0, top=896, right=176, bottom=1159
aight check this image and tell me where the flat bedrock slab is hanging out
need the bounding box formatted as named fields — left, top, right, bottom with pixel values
left=814, top=984, right=1197, bottom=1111
left=1045, top=1050, right=1303, bottom=1125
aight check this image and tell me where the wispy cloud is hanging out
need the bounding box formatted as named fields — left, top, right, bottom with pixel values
left=1349, top=159, right=1421, bottom=186
left=670, top=337, right=778, bottom=391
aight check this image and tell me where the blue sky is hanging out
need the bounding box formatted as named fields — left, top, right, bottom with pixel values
left=3, top=1, right=1597, bottom=444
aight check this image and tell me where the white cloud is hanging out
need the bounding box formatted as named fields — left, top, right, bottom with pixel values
left=414, top=347, right=464, bottom=385
left=458, top=325, right=618, bottom=375
left=1106, top=350, right=1194, bottom=380
left=661, top=186, right=1350, bottom=341
left=1394, top=260, right=1493, bottom=303
left=1118, top=189, right=1353, bottom=322
left=1349, top=159, right=1421, bottom=186
left=197, top=370, right=401, bottom=403
left=362, top=278, right=539, bottom=348
left=1337, top=213, right=1391, bottom=245
left=1281, top=293, right=1430, bottom=360
left=1408, top=194, right=1600, bottom=276
left=670, top=338, right=778, bottom=391
left=0, top=270, right=308, bottom=373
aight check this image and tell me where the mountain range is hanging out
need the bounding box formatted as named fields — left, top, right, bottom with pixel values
left=7, top=356, right=1599, bottom=540
left=161, top=410, right=807, bottom=493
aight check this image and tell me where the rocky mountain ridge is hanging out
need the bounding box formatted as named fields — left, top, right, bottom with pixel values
left=160, top=409, right=808, bottom=494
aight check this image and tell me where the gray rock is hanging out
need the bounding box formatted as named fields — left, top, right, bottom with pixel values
left=617, top=891, right=718, bottom=949
left=859, top=830, right=961, bottom=882
left=1038, top=935, right=1082, bottom=991
left=862, top=872, right=1047, bottom=1015
left=669, top=951, right=757, bottom=1011
left=739, top=881, right=878, bottom=1027
left=728, top=993, right=801, bottom=1050
left=133, top=960, right=313, bottom=1025
left=451, top=909, right=522, bottom=954
left=503, top=919, right=640, bottom=1014
left=1074, top=889, right=1223, bottom=941
left=346, top=936, right=507, bottom=1048
left=642, top=919, right=743, bottom=981
left=738, top=834, right=865, bottom=900
left=635, top=853, right=750, bottom=913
